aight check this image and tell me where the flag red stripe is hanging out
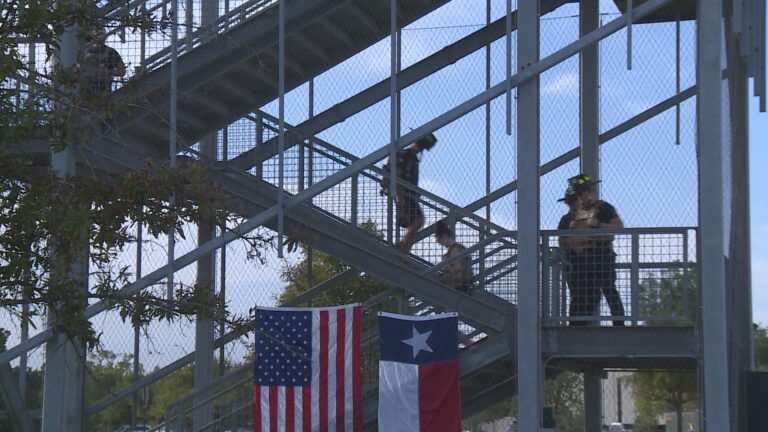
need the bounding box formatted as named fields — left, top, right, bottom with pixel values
left=418, top=361, right=462, bottom=432
left=269, top=386, right=278, bottom=432
left=352, top=307, right=362, bottom=432
left=286, top=386, right=295, bottom=432
left=303, top=386, right=312, bottom=432
left=335, top=309, right=346, bottom=432
left=254, top=385, right=262, bottom=432
left=254, top=306, right=361, bottom=432
left=319, top=310, right=329, bottom=432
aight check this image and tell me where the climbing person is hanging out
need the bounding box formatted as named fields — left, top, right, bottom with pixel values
left=81, top=26, right=126, bottom=97
left=435, top=219, right=473, bottom=294
left=380, top=132, right=437, bottom=253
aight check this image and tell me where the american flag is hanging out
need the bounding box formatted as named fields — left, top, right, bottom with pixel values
left=253, top=304, right=362, bottom=432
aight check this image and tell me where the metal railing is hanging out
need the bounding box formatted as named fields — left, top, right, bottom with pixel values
left=541, top=227, right=698, bottom=326
left=248, top=110, right=520, bottom=303
left=140, top=0, right=280, bottom=72
left=161, top=282, right=477, bottom=431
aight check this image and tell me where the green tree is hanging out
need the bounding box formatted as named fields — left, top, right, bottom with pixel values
left=638, top=266, right=697, bottom=325
left=278, top=220, right=389, bottom=307
left=145, top=364, right=194, bottom=425
left=633, top=371, right=697, bottom=432
left=84, top=350, right=137, bottom=431
left=546, top=372, right=584, bottom=432
left=633, top=267, right=699, bottom=432
left=0, top=0, right=265, bottom=350
left=755, top=323, right=768, bottom=371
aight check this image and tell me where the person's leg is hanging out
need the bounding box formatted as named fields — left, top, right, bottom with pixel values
left=569, top=257, right=588, bottom=326
left=582, top=252, right=603, bottom=325
left=398, top=201, right=423, bottom=252
left=599, top=251, right=625, bottom=326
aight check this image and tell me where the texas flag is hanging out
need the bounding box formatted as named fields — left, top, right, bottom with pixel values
left=377, top=312, right=461, bottom=432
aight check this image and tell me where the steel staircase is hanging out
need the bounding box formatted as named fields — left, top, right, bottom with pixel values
left=0, top=0, right=705, bottom=427
left=104, top=0, right=451, bottom=161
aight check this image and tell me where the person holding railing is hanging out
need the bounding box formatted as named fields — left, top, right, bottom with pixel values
left=434, top=219, right=473, bottom=294
left=566, top=174, right=626, bottom=326
left=380, top=133, right=437, bottom=253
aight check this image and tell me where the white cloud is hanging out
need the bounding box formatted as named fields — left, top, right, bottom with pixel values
left=542, top=71, right=579, bottom=96
left=752, top=256, right=768, bottom=325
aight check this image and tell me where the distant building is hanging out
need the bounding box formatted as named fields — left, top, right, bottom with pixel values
left=602, top=372, right=637, bottom=426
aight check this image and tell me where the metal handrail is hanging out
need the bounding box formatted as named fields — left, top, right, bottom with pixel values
left=254, top=110, right=516, bottom=242
left=541, top=227, right=698, bottom=325
left=142, top=0, right=279, bottom=71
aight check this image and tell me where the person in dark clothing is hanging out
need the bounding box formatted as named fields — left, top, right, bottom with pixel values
left=557, top=186, right=580, bottom=311
left=81, top=27, right=126, bottom=96
left=566, top=174, right=626, bottom=326
left=435, top=220, right=473, bottom=294
left=381, top=133, right=437, bottom=252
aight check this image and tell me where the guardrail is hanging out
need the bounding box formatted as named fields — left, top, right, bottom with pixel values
left=541, top=227, right=697, bottom=326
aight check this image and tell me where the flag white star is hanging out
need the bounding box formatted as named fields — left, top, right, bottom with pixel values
left=401, top=326, right=433, bottom=359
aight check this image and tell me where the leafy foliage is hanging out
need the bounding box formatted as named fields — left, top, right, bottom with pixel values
left=637, top=265, right=697, bottom=325
left=0, top=152, right=268, bottom=349
left=756, top=323, right=768, bottom=372
left=633, top=267, right=698, bottom=432
left=1, top=0, right=171, bottom=149
left=277, top=220, right=389, bottom=307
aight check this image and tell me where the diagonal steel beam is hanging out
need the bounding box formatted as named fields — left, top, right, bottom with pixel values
left=0, top=0, right=673, bottom=367
left=463, top=83, right=697, bottom=214
left=0, top=353, right=33, bottom=432
left=228, top=0, right=571, bottom=171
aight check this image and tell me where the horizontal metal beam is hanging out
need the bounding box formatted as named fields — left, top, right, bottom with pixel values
left=542, top=326, right=698, bottom=359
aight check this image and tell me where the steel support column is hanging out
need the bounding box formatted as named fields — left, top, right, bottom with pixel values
left=193, top=137, right=217, bottom=430
left=516, top=1, right=542, bottom=430
left=193, top=1, right=219, bottom=428
left=697, top=0, right=731, bottom=430
left=584, top=371, right=603, bottom=432
left=580, top=0, right=600, bottom=185
left=1, top=0, right=677, bottom=368
left=42, top=20, right=85, bottom=432
left=725, top=7, right=753, bottom=430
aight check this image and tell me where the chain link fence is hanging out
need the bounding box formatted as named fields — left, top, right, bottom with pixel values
left=0, top=0, right=720, bottom=429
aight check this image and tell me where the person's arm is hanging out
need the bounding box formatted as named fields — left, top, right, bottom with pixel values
left=443, top=245, right=465, bottom=276
left=112, top=56, right=126, bottom=78
left=588, top=202, right=623, bottom=229
left=110, top=49, right=126, bottom=78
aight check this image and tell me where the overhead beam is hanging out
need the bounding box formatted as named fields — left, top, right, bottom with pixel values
left=542, top=326, right=698, bottom=358
left=109, top=0, right=347, bottom=131
left=293, top=32, right=330, bottom=63
left=265, top=50, right=306, bottom=77
left=320, top=18, right=355, bottom=48
left=346, top=3, right=379, bottom=33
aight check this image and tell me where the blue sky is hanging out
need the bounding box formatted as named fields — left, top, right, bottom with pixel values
left=749, top=85, right=767, bottom=325
left=2, top=0, right=765, bottom=370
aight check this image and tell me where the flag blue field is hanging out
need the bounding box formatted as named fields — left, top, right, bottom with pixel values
left=253, top=304, right=361, bottom=432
